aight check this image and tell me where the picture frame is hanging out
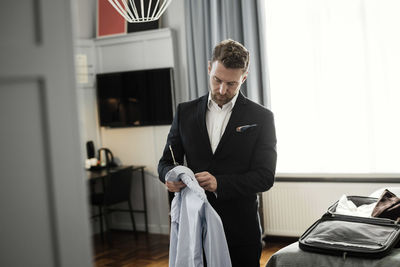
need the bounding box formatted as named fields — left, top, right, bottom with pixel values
left=96, top=0, right=127, bottom=38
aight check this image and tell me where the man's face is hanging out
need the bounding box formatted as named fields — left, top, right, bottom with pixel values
left=208, top=61, right=247, bottom=107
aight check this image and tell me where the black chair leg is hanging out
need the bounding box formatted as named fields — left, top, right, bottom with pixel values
left=103, top=207, right=113, bottom=247
left=127, top=200, right=138, bottom=238
left=98, top=205, right=104, bottom=243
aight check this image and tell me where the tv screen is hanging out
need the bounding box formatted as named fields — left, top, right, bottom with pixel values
left=96, top=68, right=174, bottom=127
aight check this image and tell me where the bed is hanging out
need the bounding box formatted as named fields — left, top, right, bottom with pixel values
left=265, top=187, right=400, bottom=267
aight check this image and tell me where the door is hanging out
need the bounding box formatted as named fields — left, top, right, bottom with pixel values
left=0, top=1, right=92, bottom=266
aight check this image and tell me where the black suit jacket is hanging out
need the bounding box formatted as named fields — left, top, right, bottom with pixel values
left=158, top=92, right=277, bottom=246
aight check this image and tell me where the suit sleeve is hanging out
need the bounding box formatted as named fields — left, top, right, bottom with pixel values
left=158, top=104, right=185, bottom=183
left=215, top=111, right=277, bottom=199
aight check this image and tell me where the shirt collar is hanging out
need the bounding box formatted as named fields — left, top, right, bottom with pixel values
left=207, top=91, right=240, bottom=111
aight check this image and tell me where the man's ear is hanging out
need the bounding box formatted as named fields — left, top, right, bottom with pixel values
left=208, top=61, right=212, bottom=74
left=241, top=71, right=248, bottom=83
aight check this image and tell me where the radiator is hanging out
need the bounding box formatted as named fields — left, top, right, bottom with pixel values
left=262, top=181, right=395, bottom=237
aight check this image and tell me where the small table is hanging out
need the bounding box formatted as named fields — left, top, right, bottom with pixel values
left=87, top=165, right=148, bottom=233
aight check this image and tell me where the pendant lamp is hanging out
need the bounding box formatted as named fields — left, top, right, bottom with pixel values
left=107, top=0, right=172, bottom=23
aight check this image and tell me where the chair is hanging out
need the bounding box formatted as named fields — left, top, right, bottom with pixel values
left=90, top=167, right=137, bottom=244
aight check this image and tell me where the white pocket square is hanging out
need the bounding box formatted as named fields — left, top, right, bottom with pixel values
left=236, top=124, right=257, bottom=132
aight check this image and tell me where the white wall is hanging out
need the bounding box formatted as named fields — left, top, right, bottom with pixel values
left=100, top=126, right=171, bottom=234
left=75, top=39, right=100, bottom=157
left=73, top=0, right=97, bottom=39
left=161, top=0, right=189, bottom=103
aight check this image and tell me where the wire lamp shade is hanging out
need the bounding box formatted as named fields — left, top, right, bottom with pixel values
left=107, top=0, right=172, bottom=23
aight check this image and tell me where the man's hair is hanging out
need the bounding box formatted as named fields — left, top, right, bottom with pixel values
left=211, top=39, right=250, bottom=73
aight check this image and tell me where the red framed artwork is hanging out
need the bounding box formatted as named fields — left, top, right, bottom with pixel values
left=97, top=0, right=127, bottom=38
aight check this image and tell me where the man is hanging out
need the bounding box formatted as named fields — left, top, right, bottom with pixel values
left=158, top=39, right=277, bottom=267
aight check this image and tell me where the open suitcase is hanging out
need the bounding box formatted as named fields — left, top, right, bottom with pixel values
left=299, top=196, right=400, bottom=259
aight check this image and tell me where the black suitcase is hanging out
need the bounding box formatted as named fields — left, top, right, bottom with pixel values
left=299, top=196, right=400, bottom=259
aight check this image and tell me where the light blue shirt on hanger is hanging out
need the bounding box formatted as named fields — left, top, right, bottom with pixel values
left=166, top=165, right=232, bottom=267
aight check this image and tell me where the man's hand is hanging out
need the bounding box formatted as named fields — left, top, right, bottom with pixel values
left=165, top=181, right=186, bottom=192
left=195, top=171, right=217, bottom=192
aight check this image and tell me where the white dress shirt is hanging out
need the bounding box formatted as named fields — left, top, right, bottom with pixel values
left=206, top=92, right=239, bottom=153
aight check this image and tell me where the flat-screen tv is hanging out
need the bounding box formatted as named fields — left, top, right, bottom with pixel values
left=96, top=68, right=174, bottom=127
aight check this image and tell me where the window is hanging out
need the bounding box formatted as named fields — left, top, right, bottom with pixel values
left=265, top=0, right=400, bottom=175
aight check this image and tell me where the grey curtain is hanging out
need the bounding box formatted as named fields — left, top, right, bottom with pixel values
left=185, top=0, right=270, bottom=107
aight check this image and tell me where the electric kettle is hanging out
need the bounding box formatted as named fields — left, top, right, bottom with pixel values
left=98, top=148, right=117, bottom=168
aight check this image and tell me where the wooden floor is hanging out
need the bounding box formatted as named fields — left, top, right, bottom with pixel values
left=93, top=231, right=295, bottom=267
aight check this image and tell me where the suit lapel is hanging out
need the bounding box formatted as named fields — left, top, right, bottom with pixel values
left=196, top=95, right=213, bottom=156
left=213, top=92, right=247, bottom=156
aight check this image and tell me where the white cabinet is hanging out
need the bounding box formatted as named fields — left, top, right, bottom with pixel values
left=95, top=28, right=175, bottom=73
